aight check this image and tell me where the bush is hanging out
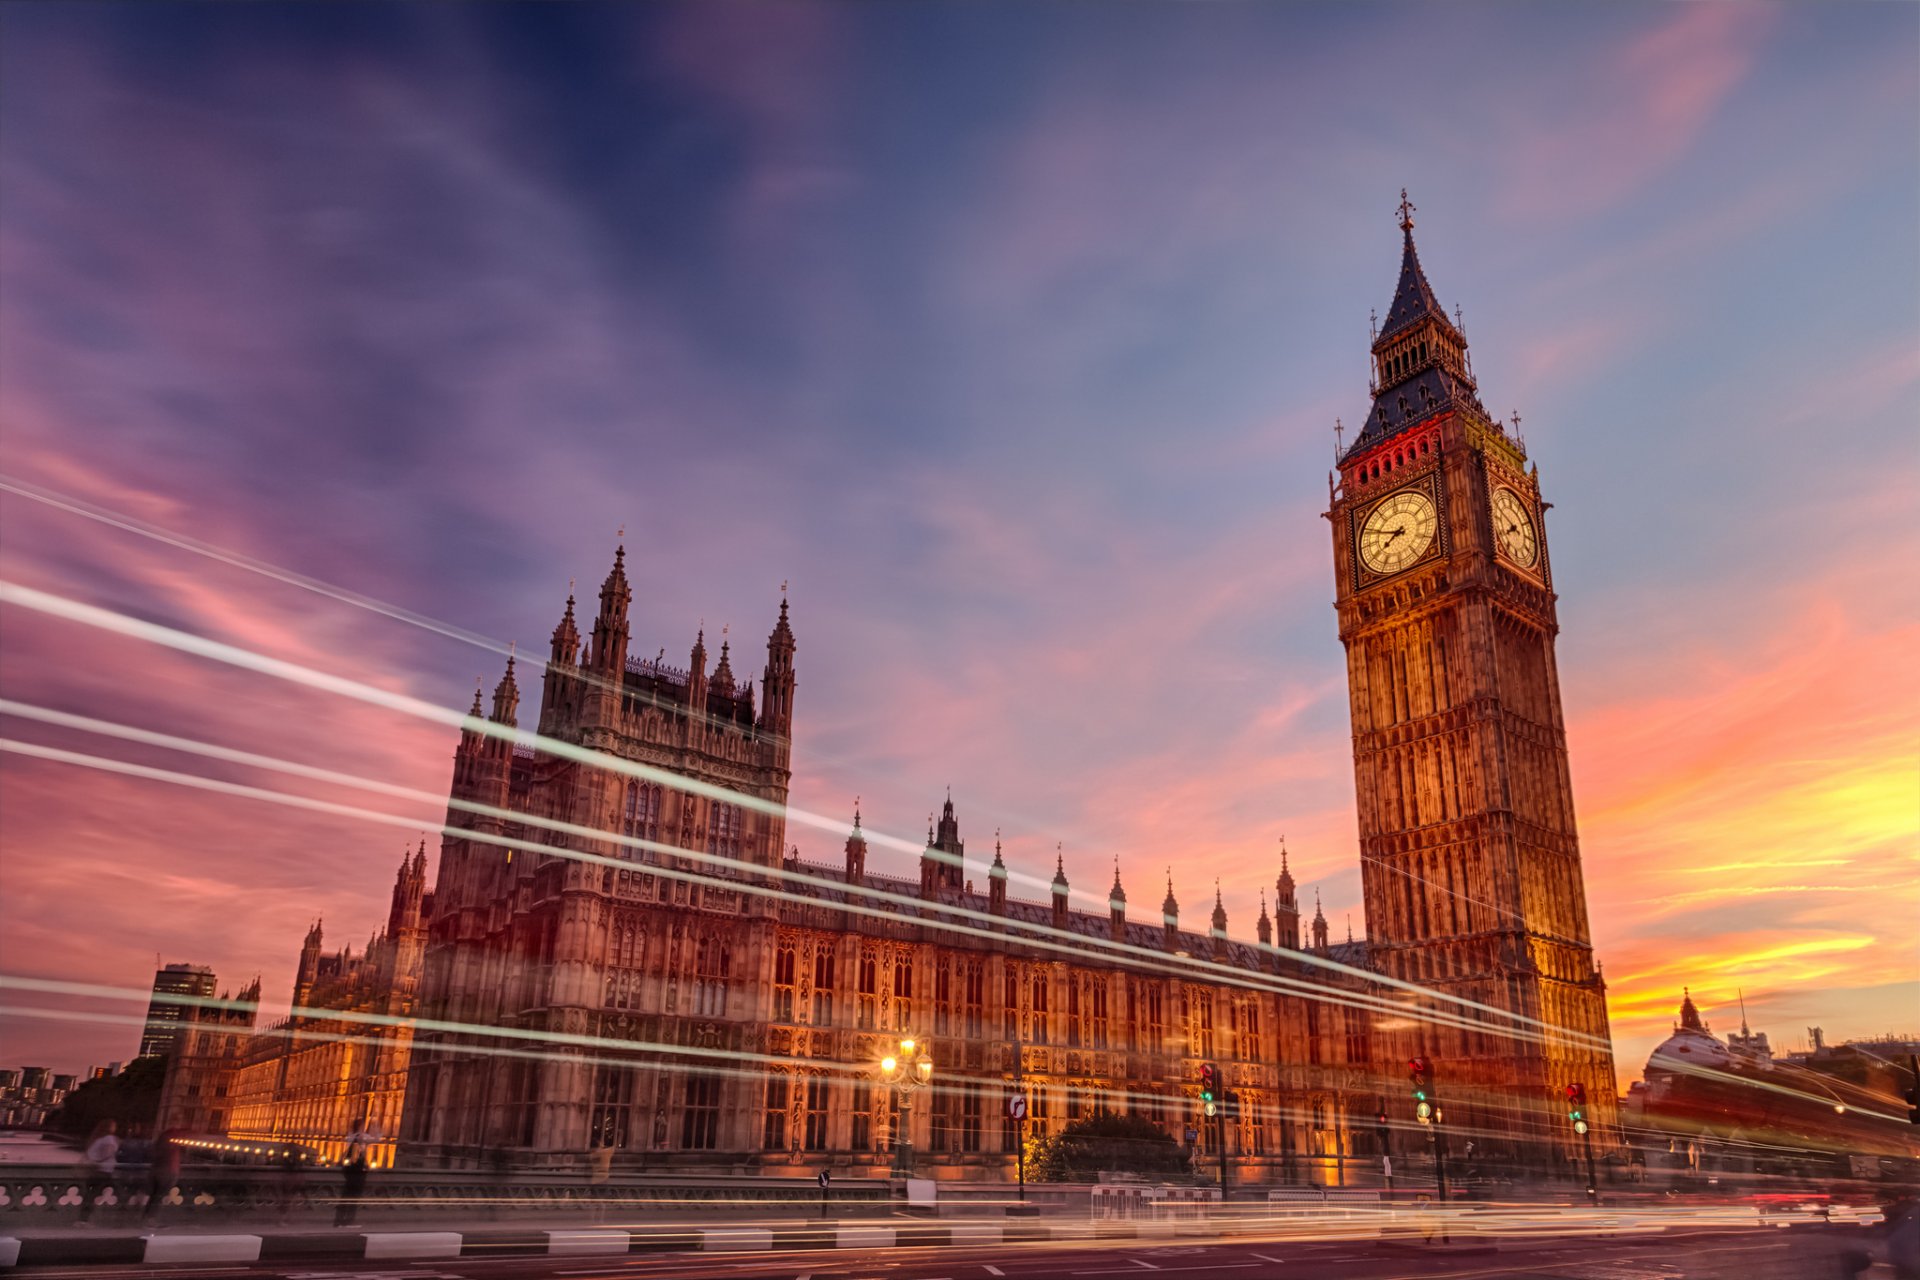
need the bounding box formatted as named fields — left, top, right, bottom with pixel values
left=1026, top=1110, right=1191, bottom=1182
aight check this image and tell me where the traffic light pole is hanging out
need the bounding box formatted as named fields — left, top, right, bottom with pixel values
left=1431, top=1115, right=1449, bottom=1204
left=1217, top=1104, right=1229, bottom=1198
left=1581, top=1122, right=1597, bottom=1202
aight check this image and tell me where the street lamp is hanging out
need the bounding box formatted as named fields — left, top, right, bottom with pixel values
left=881, top=1037, right=934, bottom=1176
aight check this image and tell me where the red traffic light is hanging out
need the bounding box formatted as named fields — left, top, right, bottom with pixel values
left=1564, top=1082, right=1588, bottom=1105
left=1409, top=1057, right=1430, bottom=1075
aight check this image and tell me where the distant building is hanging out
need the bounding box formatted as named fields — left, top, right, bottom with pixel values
left=1623, top=991, right=1920, bottom=1182
left=154, top=977, right=260, bottom=1136
left=225, top=846, right=432, bottom=1168
left=0, top=1065, right=74, bottom=1128
left=141, top=963, right=217, bottom=1058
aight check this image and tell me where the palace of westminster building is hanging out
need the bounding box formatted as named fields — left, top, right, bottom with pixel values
left=200, top=204, right=1619, bottom=1182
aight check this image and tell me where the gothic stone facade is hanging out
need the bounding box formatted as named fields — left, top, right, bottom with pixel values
left=395, top=209, right=1620, bottom=1177
left=1327, top=199, right=1620, bottom=1162
left=225, top=846, right=432, bottom=1168
left=397, top=554, right=1386, bottom=1181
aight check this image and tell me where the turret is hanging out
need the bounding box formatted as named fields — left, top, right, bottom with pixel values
left=687, top=628, right=709, bottom=715
left=922, top=790, right=964, bottom=896
left=588, top=545, right=631, bottom=674
left=1050, top=848, right=1070, bottom=930
left=1256, top=890, right=1272, bottom=948
left=844, top=801, right=867, bottom=887
left=1109, top=861, right=1127, bottom=943
left=543, top=588, right=581, bottom=715
left=712, top=635, right=735, bottom=694
left=988, top=835, right=1007, bottom=918
left=1210, top=883, right=1229, bottom=959
left=386, top=842, right=428, bottom=940
left=294, top=919, right=324, bottom=1009
left=758, top=594, right=796, bottom=737
left=1274, top=839, right=1301, bottom=951
left=1310, top=890, right=1330, bottom=953
left=490, top=655, right=519, bottom=728
left=1162, top=873, right=1180, bottom=951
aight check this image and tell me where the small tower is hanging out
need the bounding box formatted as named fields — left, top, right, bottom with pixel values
left=1274, top=839, right=1301, bottom=951
left=1256, top=890, right=1273, bottom=948
left=294, top=918, right=324, bottom=1009
left=1050, top=847, right=1070, bottom=930
left=490, top=655, right=519, bottom=728
left=988, top=834, right=1008, bottom=918
left=386, top=843, right=427, bottom=941
left=1310, top=890, right=1330, bottom=954
left=758, top=594, right=797, bottom=738
left=922, top=790, right=965, bottom=896
left=1162, top=873, right=1180, bottom=951
left=1109, top=860, right=1128, bottom=943
left=844, top=801, right=867, bottom=887
left=1210, top=883, right=1229, bottom=959
left=712, top=636, right=735, bottom=693
left=588, top=544, right=631, bottom=675
left=543, top=589, right=581, bottom=717
left=686, top=628, right=709, bottom=715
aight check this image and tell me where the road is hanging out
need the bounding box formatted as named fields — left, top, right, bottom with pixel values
left=6, top=1226, right=1867, bottom=1280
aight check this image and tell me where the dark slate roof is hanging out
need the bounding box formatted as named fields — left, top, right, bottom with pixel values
left=1347, top=362, right=1488, bottom=456
left=779, top=855, right=1373, bottom=985
left=1376, top=230, right=1453, bottom=346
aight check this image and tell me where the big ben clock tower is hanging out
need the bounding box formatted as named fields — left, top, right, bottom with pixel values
left=1328, top=194, right=1618, bottom=1163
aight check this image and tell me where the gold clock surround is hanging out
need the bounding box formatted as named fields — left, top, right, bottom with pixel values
left=1490, top=485, right=1538, bottom=568
left=1352, top=478, right=1443, bottom=585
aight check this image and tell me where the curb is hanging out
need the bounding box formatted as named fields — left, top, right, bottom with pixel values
left=0, top=1219, right=1229, bottom=1268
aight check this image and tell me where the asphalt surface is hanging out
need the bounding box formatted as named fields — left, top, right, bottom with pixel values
left=3, top=1226, right=1858, bottom=1280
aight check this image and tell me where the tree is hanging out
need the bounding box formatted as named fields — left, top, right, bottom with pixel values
left=51, top=1055, right=167, bottom=1138
left=1026, top=1111, right=1191, bottom=1182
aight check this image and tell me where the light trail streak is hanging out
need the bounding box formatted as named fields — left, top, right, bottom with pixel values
left=0, top=567, right=1550, bottom=964
left=0, top=585, right=1612, bottom=1055
left=0, top=995, right=1534, bottom=1141
left=0, top=729, right=1587, bottom=1058
left=0, top=694, right=1554, bottom=1045
left=0, top=474, right=1074, bottom=844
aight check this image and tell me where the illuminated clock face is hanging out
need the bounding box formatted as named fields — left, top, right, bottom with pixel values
left=1358, top=489, right=1438, bottom=575
left=1490, top=486, right=1538, bottom=568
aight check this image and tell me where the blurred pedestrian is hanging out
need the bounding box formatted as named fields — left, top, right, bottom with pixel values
left=76, top=1120, right=119, bottom=1224
left=334, top=1130, right=369, bottom=1228
left=587, top=1142, right=614, bottom=1222
left=274, top=1144, right=306, bottom=1223
left=142, top=1128, right=182, bottom=1224
left=486, top=1145, right=513, bottom=1220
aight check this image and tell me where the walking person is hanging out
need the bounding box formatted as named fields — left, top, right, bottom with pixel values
left=333, top=1130, right=369, bottom=1228
left=587, top=1142, right=614, bottom=1223
left=75, top=1120, right=119, bottom=1224
left=142, top=1128, right=182, bottom=1225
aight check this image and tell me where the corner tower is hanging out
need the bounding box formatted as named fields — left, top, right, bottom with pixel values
left=1326, top=193, right=1617, bottom=1164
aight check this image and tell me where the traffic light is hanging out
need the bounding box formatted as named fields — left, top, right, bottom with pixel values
left=1409, top=1057, right=1435, bottom=1122
left=1198, top=1062, right=1218, bottom=1105
left=1565, top=1082, right=1589, bottom=1135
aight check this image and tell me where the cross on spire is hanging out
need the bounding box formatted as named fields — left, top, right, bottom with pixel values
left=1396, top=188, right=1416, bottom=234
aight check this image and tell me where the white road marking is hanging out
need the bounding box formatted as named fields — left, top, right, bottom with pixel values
left=983, top=1268, right=1006, bottom=1277
left=1250, top=1255, right=1286, bottom=1265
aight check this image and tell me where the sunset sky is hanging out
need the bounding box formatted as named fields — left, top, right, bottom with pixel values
left=1, top=2, right=1915, bottom=1082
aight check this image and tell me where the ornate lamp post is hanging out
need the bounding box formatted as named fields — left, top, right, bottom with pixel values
left=881, top=1037, right=934, bottom=1176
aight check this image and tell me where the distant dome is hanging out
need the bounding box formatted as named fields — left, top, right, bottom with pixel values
left=1648, top=1024, right=1731, bottom=1075
left=1647, top=990, right=1731, bottom=1076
